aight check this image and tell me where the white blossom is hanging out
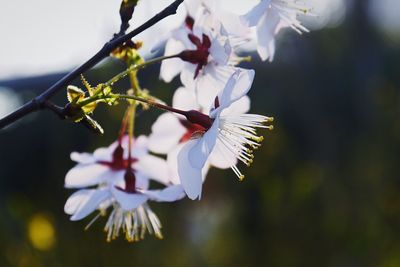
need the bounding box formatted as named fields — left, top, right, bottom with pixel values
left=243, top=0, right=312, bottom=61
left=64, top=136, right=185, bottom=241
left=176, top=69, right=273, bottom=200
left=158, top=0, right=250, bottom=108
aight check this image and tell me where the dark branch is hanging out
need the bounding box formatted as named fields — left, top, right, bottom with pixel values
left=0, top=0, right=184, bottom=130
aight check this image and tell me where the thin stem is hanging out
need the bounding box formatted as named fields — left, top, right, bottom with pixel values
left=127, top=69, right=138, bottom=164
left=0, top=0, right=184, bottom=130
left=127, top=104, right=136, bottom=164
left=118, top=108, right=130, bottom=144
left=104, top=54, right=178, bottom=88
left=78, top=54, right=179, bottom=107
left=114, top=94, right=187, bottom=116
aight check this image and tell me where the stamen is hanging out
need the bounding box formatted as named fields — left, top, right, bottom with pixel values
left=103, top=203, right=162, bottom=242
left=214, top=112, right=274, bottom=180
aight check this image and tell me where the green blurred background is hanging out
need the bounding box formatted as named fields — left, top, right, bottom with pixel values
left=1, top=1, right=400, bottom=266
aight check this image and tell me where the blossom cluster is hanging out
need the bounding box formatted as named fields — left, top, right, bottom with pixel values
left=64, top=0, right=312, bottom=242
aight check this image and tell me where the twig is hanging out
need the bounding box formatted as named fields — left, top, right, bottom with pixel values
left=0, top=0, right=184, bottom=130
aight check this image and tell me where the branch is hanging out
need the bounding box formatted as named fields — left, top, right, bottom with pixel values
left=0, top=0, right=184, bottom=130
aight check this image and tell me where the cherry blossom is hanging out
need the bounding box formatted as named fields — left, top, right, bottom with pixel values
left=242, top=0, right=312, bottom=61
left=148, top=84, right=251, bottom=175
left=157, top=0, right=250, bottom=109
left=64, top=136, right=185, bottom=241
left=175, top=69, right=273, bottom=200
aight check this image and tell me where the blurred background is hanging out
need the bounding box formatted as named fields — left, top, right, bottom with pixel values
left=1, top=0, right=400, bottom=266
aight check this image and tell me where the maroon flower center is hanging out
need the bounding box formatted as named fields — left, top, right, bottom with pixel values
left=179, top=110, right=214, bottom=142
left=178, top=33, right=211, bottom=79
left=115, top=166, right=137, bottom=194
left=185, top=16, right=194, bottom=31
left=97, top=144, right=137, bottom=170
left=98, top=144, right=139, bottom=193
left=179, top=119, right=207, bottom=143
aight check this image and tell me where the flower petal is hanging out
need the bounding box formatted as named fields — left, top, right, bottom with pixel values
left=148, top=113, right=186, bottom=154
left=168, top=144, right=210, bottom=185
left=160, top=39, right=185, bottom=83
left=221, top=95, right=250, bottom=116
left=65, top=164, right=115, bottom=188
left=68, top=189, right=111, bottom=221
left=111, top=187, right=149, bottom=211
left=209, top=36, right=230, bottom=65
left=256, top=12, right=279, bottom=61
left=211, top=68, right=255, bottom=117
left=173, top=87, right=199, bottom=111
left=177, top=140, right=204, bottom=200
left=70, top=152, right=95, bottom=164
left=131, top=135, right=149, bottom=158
left=242, top=0, right=270, bottom=27
left=195, top=65, right=235, bottom=110
left=140, top=185, right=186, bottom=202
left=135, top=154, right=171, bottom=185
left=208, top=138, right=237, bottom=169
left=188, top=118, right=219, bottom=169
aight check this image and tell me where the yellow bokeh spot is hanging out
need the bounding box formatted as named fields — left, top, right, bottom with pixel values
left=27, top=214, right=56, bottom=251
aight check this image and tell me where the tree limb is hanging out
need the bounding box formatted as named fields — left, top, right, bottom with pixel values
left=0, top=0, right=184, bottom=130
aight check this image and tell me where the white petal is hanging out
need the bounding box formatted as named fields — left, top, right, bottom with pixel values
left=168, top=144, right=211, bottom=185
left=92, top=146, right=113, bottom=162
left=242, top=0, right=270, bottom=27
left=180, top=63, right=197, bottom=89
left=219, top=10, right=252, bottom=37
left=167, top=144, right=185, bottom=185
left=221, top=95, right=250, bottom=116
left=68, top=189, right=111, bottom=221
left=172, top=87, right=199, bottom=111
left=148, top=113, right=186, bottom=154
left=256, top=12, right=280, bottom=61
left=209, top=37, right=230, bottom=66
left=160, top=39, right=185, bottom=83
left=131, top=135, right=149, bottom=158
left=177, top=140, right=204, bottom=200
left=188, top=119, right=219, bottom=169
left=65, top=189, right=89, bottom=215
left=70, top=152, right=95, bottom=164
left=134, top=155, right=171, bottom=185
left=134, top=171, right=150, bottom=191
left=65, top=164, right=114, bottom=188
left=196, top=65, right=235, bottom=110
left=139, top=185, right=186, bottom=202
left=111, top=170, right=149, bottom=191
left=208, top=139, right=237, bottom=169
left=212, top=68, right=255, bottom=116
left=111, top=187, right=148, bottom=211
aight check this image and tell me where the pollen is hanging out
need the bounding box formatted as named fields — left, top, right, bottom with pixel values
left=265, top=117, right=274, bottom=122
left=103, top=203, right=162, bottom=243
left=218, top=113, right=273, bottom=181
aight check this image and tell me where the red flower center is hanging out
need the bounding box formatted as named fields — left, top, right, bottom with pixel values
left=98, top=145, right=139, bottom=193
left=179, top=110, right=215, bottom=142
left=178, top=33, right=212, bottom=79
left=97, top=145, right=138, bottom=170
left=179, top=119, right=207, bottom=143
left=185, top=16, right=194, bottom=31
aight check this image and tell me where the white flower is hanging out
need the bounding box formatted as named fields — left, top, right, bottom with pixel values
left=148, top=84, right=251, bottom=172
left=243, top=0, right=312, bottom=61
left=64, top=136, right=185, bottom=242
left=158, top=0, right=249, bottom=109
left=176, top=69, right=273, bottom=200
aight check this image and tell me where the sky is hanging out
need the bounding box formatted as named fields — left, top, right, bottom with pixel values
left=0, top=0, right=350, bottom=81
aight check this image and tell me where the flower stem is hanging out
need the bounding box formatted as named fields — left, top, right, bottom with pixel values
left=104, top=54, right=179, bottom=88
left=116, top=94, right=187, bottom=116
